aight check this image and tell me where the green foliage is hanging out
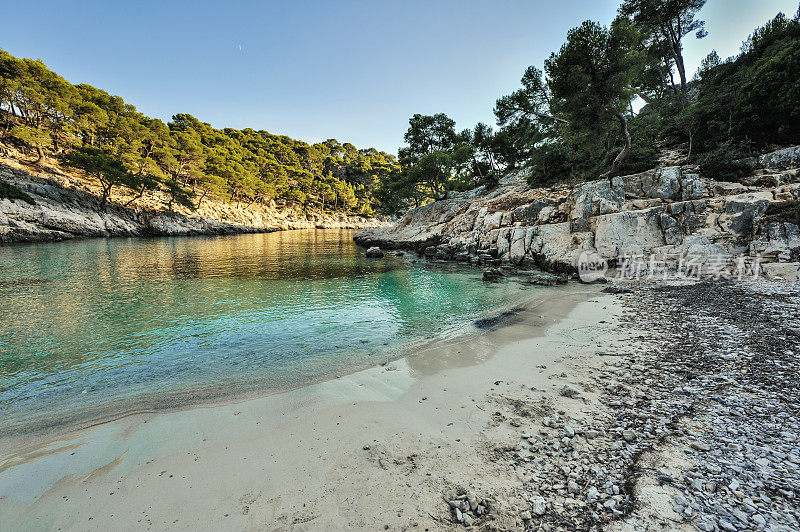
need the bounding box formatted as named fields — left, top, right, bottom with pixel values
left=61, top=146, right=126, bottom=205
left=545, top=19, right=644, bottom=180
left=526, top=140, right=575, bottom=186
left=697, top=142, right=754, bottom=182
left=0, top=178, right=35, bottom=204
left=0, top=49, right=398, bottom=214
left=618, top=0, right=707, bottom=96
left=679, top=13, right=800, bottom=155
left=613, top=111, right=660, bottom=175
left=546, top=20, right=642, bottom=132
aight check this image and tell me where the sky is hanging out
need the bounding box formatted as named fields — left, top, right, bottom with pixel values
left=4, top=0, right=797, bottom=155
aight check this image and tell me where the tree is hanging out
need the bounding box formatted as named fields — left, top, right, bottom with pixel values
left=545, top=19, right=645, bottom=182
left=9, top=125, right=51, bottom=164
left=398, top=113, right=458, bottom=160
left=619, top=0, right=707, bottom=97
left=0, top=48, right=399, bottom=215
left=62, top=146, right=138, bottom=207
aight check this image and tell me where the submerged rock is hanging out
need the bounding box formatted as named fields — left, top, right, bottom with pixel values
left=482, top=268, right=504, bottom=282
left=365, top=246, right=384, bottom=258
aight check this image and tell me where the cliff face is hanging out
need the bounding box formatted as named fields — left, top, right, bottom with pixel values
left=356, top=146, right=800, bottom=281
left=0, top=160, right=390, bottom=245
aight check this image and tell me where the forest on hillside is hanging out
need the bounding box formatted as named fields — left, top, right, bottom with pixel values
left=0, top=57, right=399, bottom=215
left=1, top=0, right=799, bottom=216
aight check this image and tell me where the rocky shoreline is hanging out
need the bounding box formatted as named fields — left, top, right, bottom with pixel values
left=355, top=146, right=800, bottom=282
left=0, top=160, right=391, bottom=245
left=433, top=278, right=800, bottom=532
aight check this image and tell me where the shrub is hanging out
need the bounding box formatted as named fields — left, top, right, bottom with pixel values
left=0, top=178, right=35, bottom=204
left=697, top=143, right=754, bottom=181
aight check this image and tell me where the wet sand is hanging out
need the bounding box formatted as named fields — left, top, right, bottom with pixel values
left=0, top=284, right=623, bottom=530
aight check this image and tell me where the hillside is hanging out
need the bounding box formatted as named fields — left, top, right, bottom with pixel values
left=0, top=154, right=389, bottom=245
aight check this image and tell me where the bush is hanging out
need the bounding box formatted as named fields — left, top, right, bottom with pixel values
left=0, top=178, right=35, bottom=204
left=616, top=112, right=661, bottom=175
left=697, top=143, right=754, bottom=181
left=526, top=140, right=574, bottom=186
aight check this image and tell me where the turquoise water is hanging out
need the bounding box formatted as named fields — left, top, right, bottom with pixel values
left=0, top=230, right=531, bottom=436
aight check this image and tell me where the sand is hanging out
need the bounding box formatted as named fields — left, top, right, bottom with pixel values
left=0, top=285, right=626, bottom=530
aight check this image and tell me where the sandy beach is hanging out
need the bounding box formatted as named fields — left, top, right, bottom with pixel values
left=3, top=279, right=799, bottom=532
left=0, top=284, right=623, bottom=530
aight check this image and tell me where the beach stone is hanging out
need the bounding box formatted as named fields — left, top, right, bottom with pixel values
left=364, top=246, right=384, bottom=258
left=531, top=496, right=547, bottom=515
left=560, top=385, right=581, bottom=398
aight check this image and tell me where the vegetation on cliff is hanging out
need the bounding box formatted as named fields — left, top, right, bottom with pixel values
left=0, top=53, right=399, bottom=215
left=384, top=1, right=800, bottom=211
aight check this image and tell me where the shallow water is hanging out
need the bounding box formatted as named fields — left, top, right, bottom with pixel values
left=0, top=230, right=532, bottom=435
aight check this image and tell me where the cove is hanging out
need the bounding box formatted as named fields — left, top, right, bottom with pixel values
left=0, top=229, right=533, bottom=437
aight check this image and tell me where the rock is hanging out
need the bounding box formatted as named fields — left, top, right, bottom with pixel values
left=531, top=496, right=547, bottom=516
left=528, top=271, right=568, bottom=286
left=482, top=268, right=504, bottom=282
left=462, top=513, right=474, bottom=526
left=601, top=285, right=632, bottom=294
left=587, top=486, right=599, bottom=501
left=690, top=441, right=712, bottom=452
left=466, top=493, right=478, bottom=510
left=759, top=145, right=800, bottom=169
left=644, top=166, right=681, bottom=200
left=622, top=430, right=636, bottom=442
left=560, top=385, right=581, bottom=398
left=365, top=246, right=384, bottom=258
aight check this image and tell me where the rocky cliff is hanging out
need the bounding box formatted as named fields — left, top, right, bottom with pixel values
left=356, top=146, right=800, bottom=281
left=0, top=159, right=390, bottom=245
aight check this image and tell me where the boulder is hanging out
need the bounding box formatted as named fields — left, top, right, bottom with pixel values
left=760, top=262, right=800, bottom=281
left=365, top=246, right=384, bottom=258
left=569, top=177, right=625, bottom=231
left=482, top=268, right=504, bottom=282
left=594, top=208, right=665, bottom=259
left=750, top=222, right=800, bottom=262
left=759, top=146, right=800, bottom=170
left=528, top=272, right=568, bottom=286
left=643, top=167, right=681, bottom=200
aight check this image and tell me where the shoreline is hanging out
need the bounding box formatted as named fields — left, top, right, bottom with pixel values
left=0, top=283, right=609, bottom=529
left=0, top=267, right=548, bottom=443
left=1, top=160, right=392, bottom=247
left=6, top=279, right=795, bottom=530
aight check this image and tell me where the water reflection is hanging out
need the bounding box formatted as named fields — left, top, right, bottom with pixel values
left=0, top=230, right=529, bottom=435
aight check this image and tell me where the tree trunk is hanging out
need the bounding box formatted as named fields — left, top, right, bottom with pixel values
left=100, top=182, right=112, bottom=209
left=600, top=113, right=631, bottom=186
left=33, top=145, right=44, bottom=165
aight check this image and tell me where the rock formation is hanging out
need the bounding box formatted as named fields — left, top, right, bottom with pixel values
left=0, top=162, right=390, bottom=245
left=356, top=146, right=800, bottom=281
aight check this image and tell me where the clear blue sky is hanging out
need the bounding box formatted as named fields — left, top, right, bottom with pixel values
left=4, top=0, right=797, bottom=154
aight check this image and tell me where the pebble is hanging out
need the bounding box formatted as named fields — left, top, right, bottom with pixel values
left=531, top=496, right=547, bottom=516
